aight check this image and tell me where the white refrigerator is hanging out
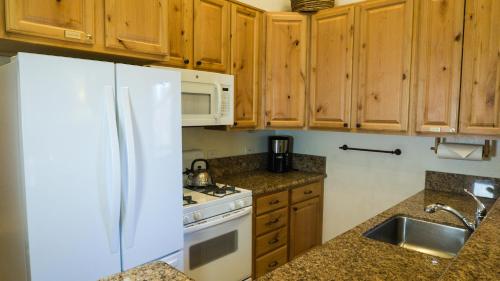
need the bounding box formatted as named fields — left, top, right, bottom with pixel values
left=0, top=53, right=183, bottom=281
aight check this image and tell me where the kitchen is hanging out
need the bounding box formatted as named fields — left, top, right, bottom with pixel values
left=0, top=0, right=499, bottom=280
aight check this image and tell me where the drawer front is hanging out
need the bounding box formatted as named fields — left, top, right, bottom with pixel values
left=256, top=190, right=289, bottom=215
left=255, top=208, right=288, bottom=236
left=255, top=226, right=288, bottom=257
left=255, top=245, right=288, bottom=278
left=291, top=182, right=321, bottom=204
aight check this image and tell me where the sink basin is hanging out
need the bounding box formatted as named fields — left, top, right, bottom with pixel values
left=363, top=215, right=471, bottom=258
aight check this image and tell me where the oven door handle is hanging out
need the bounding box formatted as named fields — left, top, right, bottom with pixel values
left=184, top=206, right=252, bottom=234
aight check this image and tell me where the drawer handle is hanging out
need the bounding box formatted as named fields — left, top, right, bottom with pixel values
left=268, top=261, right=279, bottom=268
left=265, top=218, right=280, bottom=226
left=268, top=238, right=279, bottom=245
left=304, top=190, right=313, bottom=195
left=269, top=199, right=280, bottom=205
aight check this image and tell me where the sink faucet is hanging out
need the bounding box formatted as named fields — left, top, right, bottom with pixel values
left=424, top=189, right=487, bottom=232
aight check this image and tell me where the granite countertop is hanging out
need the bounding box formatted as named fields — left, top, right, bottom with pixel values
left=217, top=170, right=327, bottom=196
left=99, top=262, right=192, bottom=281
left=257, top=189, right=500, bottom=281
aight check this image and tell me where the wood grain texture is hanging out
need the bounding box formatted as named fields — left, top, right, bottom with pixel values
left=256, top=190, right=289, bottom=216
left=291, top=181, right=322, bottom=204
left=193, top=0, right=230, bottom=73
left=309, top=6, right=354, bottom=129
left=255, top=226, right=288, bottom=257
left=104, top=0, right=169, bottom=55
left=412, top=0, right=464, bottom=135
left=255, top=246, right=288, bottom=278
left=255, top=207, right=288, bottom=236
left=231, top=4, right=261, bottom=128
left=352, top=0, right=413, bottom=132
left=5, top=0, right=95, bottom=44
left=265, top=13, right=308, bottom=128
left=289, top=197, right=322, bottom=259
left=163, top=0, right=193, bottom=67
left=459, top=0, right=500, bottom=135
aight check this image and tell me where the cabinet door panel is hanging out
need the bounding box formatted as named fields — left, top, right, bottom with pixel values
left=413, top=0, right=464, bottom=134
left=164, top=0, right=193, bottom=67
left=460, top=0, right=500, bottom=135
left=289, top=197, right=321, bottom=259
left=5, top=0, right=94, bottom=44
left=105, top=0, right=168, bottom=55
left=231, top=4, right=261, bottom=128
left=193, top=0, right=230, bottom=72
left=310, top=6, right=354, bottom=129
left=265, top=13, right=307, bottom=128
left=353, top=0, right=413, bottom=131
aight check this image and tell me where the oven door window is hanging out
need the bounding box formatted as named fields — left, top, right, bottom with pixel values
left=189, top=230, right=238, bottom=270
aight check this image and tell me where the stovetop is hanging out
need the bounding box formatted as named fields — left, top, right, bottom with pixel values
left=185, top=183, right=241, bottom=198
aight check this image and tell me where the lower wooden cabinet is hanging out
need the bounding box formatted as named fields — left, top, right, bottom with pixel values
left=252, top=181, right=323, bottom=278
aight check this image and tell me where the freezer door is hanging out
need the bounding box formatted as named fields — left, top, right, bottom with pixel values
left=115, top=64, right=183, bottom=270
left=17, top=53, right=122, bottom=281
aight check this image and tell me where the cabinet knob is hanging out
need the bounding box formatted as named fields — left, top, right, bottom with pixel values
left=266, top=121, right=271, bottom=126
left=183, top=59, right=190, bottom=64
left=269, top=199, right=280, bottom=205
left=234, top=122, right=238, bottom=126
left=343, top=123, right=348, bottom=128
left=196, top=61, right=202, bottom=66
left=268, top=261, right=278, bottom=268
left=356, top=123, right=361, bottom=128
left=293, top=207, right=298, bottom=211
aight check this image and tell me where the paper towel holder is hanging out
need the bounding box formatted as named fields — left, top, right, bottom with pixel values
left=431, top=138, right=492, bottom=159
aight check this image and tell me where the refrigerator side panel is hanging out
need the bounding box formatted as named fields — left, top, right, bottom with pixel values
left=17, top=53, right=122, bottom=281
left=116, top=64, right=183, bottom=270
left=0, top=59, right=29, bottom=281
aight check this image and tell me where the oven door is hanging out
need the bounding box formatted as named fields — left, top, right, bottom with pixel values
left=184, top=206, right=252, bottom=281
left=181, top=81, right=222, bottom=126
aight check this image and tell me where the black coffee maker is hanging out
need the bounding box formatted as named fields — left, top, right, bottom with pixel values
left=268, top=136, right=293, bottom=173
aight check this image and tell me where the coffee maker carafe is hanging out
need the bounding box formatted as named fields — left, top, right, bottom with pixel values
left=268, top=136, right=293, bottom=173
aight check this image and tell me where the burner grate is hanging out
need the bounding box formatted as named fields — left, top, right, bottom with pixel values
left=186, top=184, right=240, bottom=198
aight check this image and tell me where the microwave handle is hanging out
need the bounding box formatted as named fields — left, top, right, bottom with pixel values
left=214, top=82, right=223, bottom=120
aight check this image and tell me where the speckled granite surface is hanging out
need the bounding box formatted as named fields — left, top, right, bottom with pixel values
left=217, top=170, right=326, bottom=196
left=426, top=170, right=500, bottom=198
left=99, top=262, right=192, bottom=281
left=257, top=189, right=500, bottom=281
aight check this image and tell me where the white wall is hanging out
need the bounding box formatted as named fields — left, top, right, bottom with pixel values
left=182, top=127, right=271, bottom=158
left=278, top=130, right=500, bottom=241
left=0, top=57, right=10, bottom=65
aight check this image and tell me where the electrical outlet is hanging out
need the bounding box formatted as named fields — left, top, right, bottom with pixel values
left=245, top=146, right=255, bottom=155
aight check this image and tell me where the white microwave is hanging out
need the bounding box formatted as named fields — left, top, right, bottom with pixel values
left=154, top=67, right=234, bottom=126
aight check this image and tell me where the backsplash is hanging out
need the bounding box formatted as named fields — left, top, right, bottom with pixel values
left=425, top=171, right=500, bottom=199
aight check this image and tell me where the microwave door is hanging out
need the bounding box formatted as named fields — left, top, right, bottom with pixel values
left=181, top=82, right=218, bottom=126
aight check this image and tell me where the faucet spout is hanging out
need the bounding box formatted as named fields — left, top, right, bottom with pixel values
left=425, top=203, right=476, bottom=232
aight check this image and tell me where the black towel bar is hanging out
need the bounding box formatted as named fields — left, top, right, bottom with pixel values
left=339, top=145, right=402, bottom=156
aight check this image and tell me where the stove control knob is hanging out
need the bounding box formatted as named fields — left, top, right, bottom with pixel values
left=183, top=215, right=190, bottom=224
left=229, top=202, right=236, bottom=210
left=193, top=211, right=203, bottom=221
left=236, top=200, right=245, bottom=208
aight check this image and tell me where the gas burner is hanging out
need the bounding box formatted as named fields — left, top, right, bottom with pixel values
left=186, top=183, right=240, bottom=198
left=183, top=195, right=197, bottom=206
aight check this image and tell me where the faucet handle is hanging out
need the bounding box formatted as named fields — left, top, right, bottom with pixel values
left=464, top=189, right=487, bottom=223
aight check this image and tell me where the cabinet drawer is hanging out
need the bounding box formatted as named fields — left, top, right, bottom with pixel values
left=255, top=226, right=288, bottom=257
left=256, top=191, right=289, bottom=215
left=291, top=182, right=321, bottom=204
left=255, top=208, right=288, bottom=236
left=255, top=245, right=287, bottom=278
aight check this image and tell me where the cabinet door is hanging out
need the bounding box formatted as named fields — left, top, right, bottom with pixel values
left=164, top=0, right=193, bottom=67
left=459, top=0, right=500, bottom=135
left=105, top=0, right=168, bottom=55
left=310, top=6, right=354, bottom=129
left=289, top=197, right=321, bottom=259
left=353, top=0, right=413, bottom=132
left=413, top=0, right=464, bottom=134
left=5, top=0, right=94, bottom=44
left=231, top=4, right=261, bottom=128
left=265, top=13, right=308, bottom=128
left=193, top=0, right=230, bottom=72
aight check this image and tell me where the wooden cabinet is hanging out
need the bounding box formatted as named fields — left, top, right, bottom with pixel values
left=252, top=181, right=323, bottom=278
left=5, top=0, right=95, bottom=44
left=264, top=13, right=308, bottom=128
left=309, top=6, right=354, bottom=129
left=193, top=0, right=230, bottom=72
left=412, top=0, right=464, bottom=134
left=104, top=0, right=169, bottom=55
left=352, top=0, right=413, bottom=132
left=459, top=0, right=500, bottom=135
left=164, top=0, right=193, bottom=67
left=231, top=4, right=262, bottom=128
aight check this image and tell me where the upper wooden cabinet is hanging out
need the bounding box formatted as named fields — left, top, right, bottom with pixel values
left=265, top=13, right=307, bottom=128
left=309, top=6, right=354, bottom=129
left=193, top=0, right=230, bottom=73
left=104, top=0, right=169, bottom=55
left=413, top=0, right=464, bottom=134
left=352, top=0, right=413, bottom=132
left=459, top=0, right=500, bottom=135
left=231, top=4, right=262, bottom=128
left=164, top=0, right=193, bottom=67
left=5, top=0, right=95, bottom=44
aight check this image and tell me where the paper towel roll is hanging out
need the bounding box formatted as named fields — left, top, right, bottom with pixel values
left=437, top=143, right=484, bottom=161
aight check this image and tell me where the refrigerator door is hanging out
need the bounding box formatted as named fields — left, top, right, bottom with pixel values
left=17, top=53, right=122, bottom=280
left=115, top=64, right=183, bottom=270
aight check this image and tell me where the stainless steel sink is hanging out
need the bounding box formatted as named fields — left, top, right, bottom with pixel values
left=363, top=215, right=471, bottom=258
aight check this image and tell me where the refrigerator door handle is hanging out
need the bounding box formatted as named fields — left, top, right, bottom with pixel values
left=104, top=85, right=121, bottom=254
left=119, top=86, right=138, bottom=249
